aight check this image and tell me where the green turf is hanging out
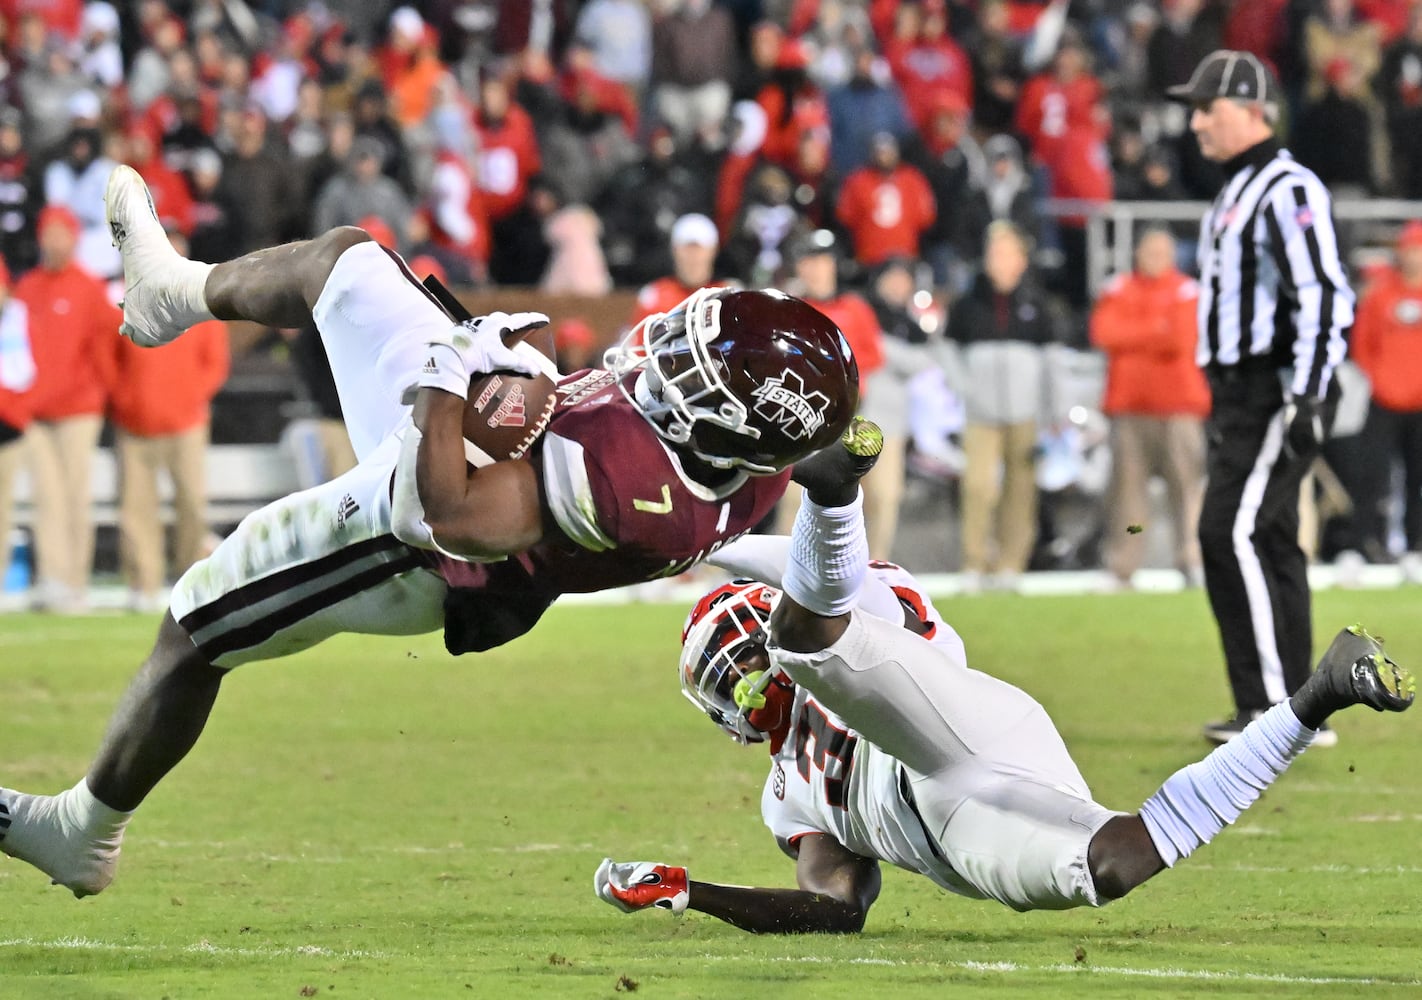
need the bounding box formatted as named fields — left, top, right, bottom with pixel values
left=0, top=589, right=1418, bottom=998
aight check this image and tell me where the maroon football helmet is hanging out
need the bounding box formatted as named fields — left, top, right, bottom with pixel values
left=607, top=287, right=860, bottom=474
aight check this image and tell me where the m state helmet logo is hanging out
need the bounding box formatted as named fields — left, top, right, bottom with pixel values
left=751, top=369, right=830, bottom=441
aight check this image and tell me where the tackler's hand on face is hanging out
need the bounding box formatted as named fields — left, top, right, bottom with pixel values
left=403, top=311, right=550, bottom=403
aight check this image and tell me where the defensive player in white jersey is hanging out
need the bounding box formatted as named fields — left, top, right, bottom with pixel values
left=0, top=167, right=859, bottom=898
left=594, top=419, right=1415, bottom=931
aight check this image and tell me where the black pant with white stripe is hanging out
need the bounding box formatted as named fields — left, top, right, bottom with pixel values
left=1198, top=363, right=1332, bottom=713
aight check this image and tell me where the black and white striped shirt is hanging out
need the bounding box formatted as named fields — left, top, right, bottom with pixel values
left=1195, top=140, right=1354, bottom=400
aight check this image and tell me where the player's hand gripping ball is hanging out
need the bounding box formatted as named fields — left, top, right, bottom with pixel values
left=461, top=312, right=558, bottom=466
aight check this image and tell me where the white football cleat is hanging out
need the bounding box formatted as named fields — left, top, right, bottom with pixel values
left=0, top=785, right=129, bottom=898
left=105, top=164, right=212, bottom=347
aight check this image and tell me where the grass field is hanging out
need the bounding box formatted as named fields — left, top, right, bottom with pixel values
left=0, top=588, right=1418, bottom=998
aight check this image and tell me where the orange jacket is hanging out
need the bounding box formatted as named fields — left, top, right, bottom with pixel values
left=387, top=50, right=446, bottom=127
left=835, top=164, right=936, bottom=266
left=13, top=262, right=120, bottom=421
left=1351, top=268, right=1422, bottom=412
left=1090, top=269, right=1210, bottom=417
left=107, top=319, right=229, bottom=436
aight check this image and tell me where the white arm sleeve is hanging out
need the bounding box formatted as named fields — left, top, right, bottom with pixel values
left=390, top=425, right=439, bottom=551
left=389, top=425, right=504, bottom=563
left=713, top=530, right=905, bottom=623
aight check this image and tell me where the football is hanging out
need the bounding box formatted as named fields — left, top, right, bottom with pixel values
left=462, top=367, right=558, bottom=468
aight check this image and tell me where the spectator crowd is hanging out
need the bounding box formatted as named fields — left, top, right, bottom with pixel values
left=0, top=0, right=1421, bottom=608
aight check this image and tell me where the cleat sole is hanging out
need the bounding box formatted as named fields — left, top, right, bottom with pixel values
left=841, top=417, right=883, bottom=458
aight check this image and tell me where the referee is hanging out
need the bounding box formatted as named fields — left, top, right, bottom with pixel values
left=1167, top=51, right=1354, bottom=746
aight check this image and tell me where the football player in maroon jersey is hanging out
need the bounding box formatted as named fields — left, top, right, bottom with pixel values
left=0, top=167, right=858, bottom=898
left=594, top=425, right=1414, bottom=931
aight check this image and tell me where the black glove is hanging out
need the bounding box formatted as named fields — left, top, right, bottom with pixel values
left=1282, top=395, right=1326, bottom=461
left=790, top=417, right=883, bottom=507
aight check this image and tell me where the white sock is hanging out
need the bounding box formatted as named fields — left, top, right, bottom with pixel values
left=0, top=779, right=133, bottom=894
left=1139, top=702, right=1313, bottom=867
left=176, top=257, right=217, bottom=322
left=782, top=490, right=868, bottom=617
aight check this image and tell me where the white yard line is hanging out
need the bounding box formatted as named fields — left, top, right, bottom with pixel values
left=703, top=954, right=1417, bottom=988
left=1193, top=862, right=1422, bottom=875
left=143, top=838, right=597, bottom=857
left=0, top=936, right=385, bottom=960
left=0, top=935, right=1413, bottom=987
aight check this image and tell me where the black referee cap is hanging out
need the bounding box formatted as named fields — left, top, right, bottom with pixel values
left=1167, top=50, right=1279, bottom=105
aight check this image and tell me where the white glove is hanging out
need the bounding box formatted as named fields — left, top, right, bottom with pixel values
left=594, top=858, right=689, bottom=915
left=408, top=310, right=550, bottom=401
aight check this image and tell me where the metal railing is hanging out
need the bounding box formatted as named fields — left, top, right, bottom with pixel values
left=1042, top=198, right=1422, bottom=297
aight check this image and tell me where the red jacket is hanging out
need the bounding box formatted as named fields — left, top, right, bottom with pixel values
left=835, top=163, right=936, bottom=266
left=715, top=151, right=757, bottom=239
left=1036, top=124, right=1113, bottom=227
left=884, top=34, right=973, bottom=131
left=138, top=160, right=196, bottom=236
left=429, top=150, right=490, bottom=266
left=804, top=292, right=885, bottom=382
left=1, top=0, right=81, bottom=38
left=756, top=82, right=829, bottom=170
left=629, top=277, right=733, bottom=327
left=13, top=262, right=120, bottom=421
left=1014, top=73, right=1104, bottom=154
left=473, top=104, right=542, bottom=222
left=627, top=276, right=733, bottom=351
left=107, top=319, right=229, bottom=436
left=1090, top=269, right=1209, bottom=417
left=1351, top=269, right=1422, bottom=412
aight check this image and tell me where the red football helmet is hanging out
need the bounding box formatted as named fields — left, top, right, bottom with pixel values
left=679, top=579, right=785, bottom=743
left=607, top=287, right=860, bottom=474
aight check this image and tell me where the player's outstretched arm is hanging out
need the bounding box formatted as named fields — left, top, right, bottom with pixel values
left=770, top=418, right=883, bottom=654
left=595, top=835, right=880, bottom=934
left=409, top=312, right=550, bottom=560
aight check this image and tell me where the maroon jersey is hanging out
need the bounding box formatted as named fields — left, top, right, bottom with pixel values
left=430, top=368, right=790, bottom=653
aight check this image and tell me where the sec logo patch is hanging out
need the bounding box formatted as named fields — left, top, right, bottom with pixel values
left=773, top=762, right=786, bottom=800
